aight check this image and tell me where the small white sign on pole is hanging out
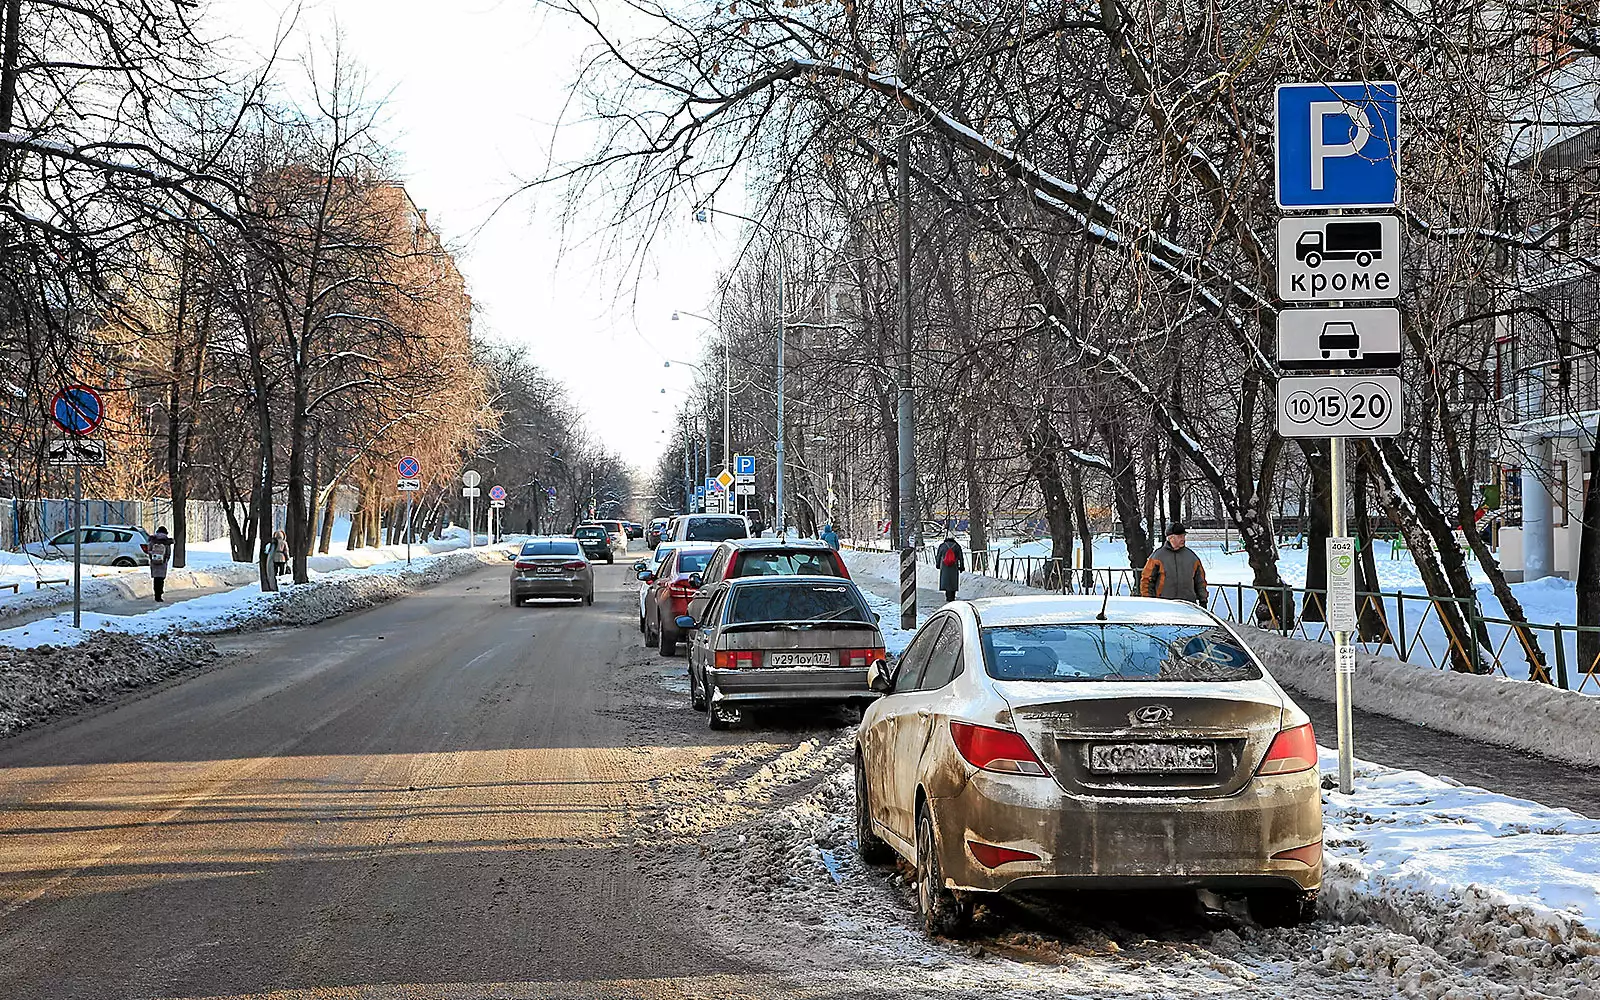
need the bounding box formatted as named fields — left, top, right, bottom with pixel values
left=463, top=486, right=480, bottom=498
left=1277, top=375, right=1403, bottom=438
left=1326, top=536, right=1358, bottom=632
left=1335, top=644, right=1357, bottom=675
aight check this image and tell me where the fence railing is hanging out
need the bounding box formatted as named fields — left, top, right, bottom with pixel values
left=984, top=555, right=1600, bottom=693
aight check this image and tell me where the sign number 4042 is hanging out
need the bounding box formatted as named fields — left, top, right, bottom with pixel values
left=1284, top=384, right=1391, bottom=430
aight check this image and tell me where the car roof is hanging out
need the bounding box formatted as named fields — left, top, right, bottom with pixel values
left=719, top=537, right=832, bottom=551
left=966, top=595, right=1218, bottom=627
left=723, top=574, right=857, bottom=589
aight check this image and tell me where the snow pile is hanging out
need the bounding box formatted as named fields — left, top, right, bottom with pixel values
left=0, top=545, right=511, bottom=650
left=0, top=633, right=219, bottom=739
left=1247, top=627, right=1600, bottom=768
left=1321, top=747, right=1600, bottom=988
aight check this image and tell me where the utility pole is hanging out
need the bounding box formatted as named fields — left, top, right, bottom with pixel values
left=776, top=257, right=787, bottom=536
left=895, top=0, right=919, bottom=630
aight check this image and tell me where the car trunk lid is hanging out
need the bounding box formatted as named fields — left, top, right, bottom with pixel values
left=717, top=623, right=883, bottom=667
left=994, top=680, right=1286, bottom=798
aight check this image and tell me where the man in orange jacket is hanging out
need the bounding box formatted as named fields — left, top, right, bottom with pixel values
left=1139, top=523, right=1208, bottom=605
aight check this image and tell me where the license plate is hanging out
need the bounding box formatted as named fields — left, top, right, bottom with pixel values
left=534, top=566, right=561, bottom=575
left=1088, top=742, right=1216, bottom=774
left=768, top=651, right=835, bottom=667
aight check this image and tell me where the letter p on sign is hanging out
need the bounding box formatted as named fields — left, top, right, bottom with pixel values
left=1276, top=82, right=1399, bottom=209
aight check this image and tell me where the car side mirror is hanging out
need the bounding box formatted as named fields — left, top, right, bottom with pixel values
left=675, top=615, right=696, bottom=631
left=867, top=659, right=895, bottom=694
left=638, top=571, right=654, bottom=582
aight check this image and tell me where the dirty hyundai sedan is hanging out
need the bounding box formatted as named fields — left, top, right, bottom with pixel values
left=855, top=596, right=1322, bottom=935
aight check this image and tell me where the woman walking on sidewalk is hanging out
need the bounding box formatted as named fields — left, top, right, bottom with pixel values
left=148, top=526, right=173, bottom=603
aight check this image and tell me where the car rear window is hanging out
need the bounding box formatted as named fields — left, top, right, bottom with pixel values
left=980, top=624, right=1261, bottom=682
left=521, top=540, right=580, bottom=556
left=575, top=527, right=606, bottom=539
left=731, top=549, right=842, bottom=577
left=726, top=582, right=870, bottom=625
left=677, top=551, right=714, bottom=575
left=685, top=517, right=748, bottom=542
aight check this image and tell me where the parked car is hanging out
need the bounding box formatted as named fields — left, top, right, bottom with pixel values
left=667, top=513, right=750, bottom=544
left=646, top=517, right=670, bottom=549
left=625, top=521, right=645, bottom=540
left=574, top=523, right=614, bottom=563
left=686, top=537, right=850, bottom=622
left=22, top=524, right=152, bottom=566
left=854, top=595, right=1323, bottom=937
left=597, top=519, right=631, bottom=554
left=640, top=543, right=719, bottom=655
left=508, top=538, right=594, bottom=606
left=679, top=575, right=884, bottom=729
left=632, top=543, right=682, bottom=632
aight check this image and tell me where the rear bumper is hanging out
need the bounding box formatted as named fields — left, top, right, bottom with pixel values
left=707, top=666, right=873, bottom=704
left=932, top=768, right=1323, bottom=895
left=512, top=577, right=590, bottom=598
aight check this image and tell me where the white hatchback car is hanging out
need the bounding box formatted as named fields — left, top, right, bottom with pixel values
left=23, top=524, right=153, bottom=566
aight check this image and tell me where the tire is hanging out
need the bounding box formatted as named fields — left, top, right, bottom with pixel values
left=639, top=609, right=646, bottom=633
left=855, top=755, right=894, bottom=865
left=658, top=627, right=677, bottom=657
left=690, top=663, right=707, bottom=711
left=916, top=806, right=970, bottom=937
left=584, top=592, right=594, bottom=606
left=112, top=557, right=136, bottom=568
left=706, top=683, right=733, bottom=730
left=606, top=555, right=614, bottom=565
left=1248, top=889, right=1316, bottom=927
left=645, top=610, right=660, bottom=647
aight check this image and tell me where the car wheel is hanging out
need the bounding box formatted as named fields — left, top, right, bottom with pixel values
left=1248, top=889, right=1316, bottom=927
left=112, top=557, right=136, bottom=568
left=916, top=805, right=970, bottom=937
left=658, top=628, right=677, bottom=657
left=645, top=611, right=659, bottom=646
left=689, top=664, right=707, bottom=712
left=510, top=593, right=520, bottom=607
left=855, top=755, right=894, bottom=865
left=584, top=592, right=594, bottom=606
left=639, top=609, right=646, bottom=633
left=706, top=684, right=734, bottom=730
left=606, top=555, right=614, bottom=564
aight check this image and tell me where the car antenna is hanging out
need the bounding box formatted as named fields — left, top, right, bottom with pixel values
left=1096, top=581, right=1111, bottom=621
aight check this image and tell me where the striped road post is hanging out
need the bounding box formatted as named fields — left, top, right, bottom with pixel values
left=900, top=545, right=917, bottom=631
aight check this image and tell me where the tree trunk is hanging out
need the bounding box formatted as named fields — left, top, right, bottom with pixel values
left=1352, top=451, right=1390, bottom=643
left=318, top=481, right=338, bottom=554
left=963, top=419, right=988, bottom=571
left=1578, top=440, right=1600, bottom=682
left=346, top=486, right=364, bottom=550
left=1098, top=417, right=1152, bottom=569
left=1069, top=462, right=1094, bottom=591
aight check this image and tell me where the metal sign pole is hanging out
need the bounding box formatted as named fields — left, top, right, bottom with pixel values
left=1331, top=436, right=1354, bottom=794
left=72, top=464, right=82, bottom=628
left=469, top=493, right=475, bottom=549
left=404, top=492, right=413, bottom=566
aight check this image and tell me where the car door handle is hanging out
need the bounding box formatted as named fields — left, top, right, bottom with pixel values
left=916, top=709, right=931, bottom=720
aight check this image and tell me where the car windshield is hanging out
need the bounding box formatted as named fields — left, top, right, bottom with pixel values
left=575, top=527, right=606, bottom=539
left=521, top=540, right=580, bottom=556
left=676, top=551, right=714, bottom=575
left=685, top=517, right=747, bottom=542
left=731, top=550, right=840, bottom=577
left=980, top=623, right=1261, bottom=682
left=726, top=582, right=869, bottom=625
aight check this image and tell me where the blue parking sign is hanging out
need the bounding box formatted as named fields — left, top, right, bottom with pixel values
left=1276, top=82, right=1399, bottom=209
left=735, top=454, right=755, bottom=477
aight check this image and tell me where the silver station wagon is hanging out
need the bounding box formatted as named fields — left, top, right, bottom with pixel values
left=680, top=576, right=885, bottom=730
left=855, top=596, right=1323, bottom=936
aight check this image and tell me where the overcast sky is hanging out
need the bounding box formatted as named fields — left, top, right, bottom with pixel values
left=219, top=0, right=748, bottom=474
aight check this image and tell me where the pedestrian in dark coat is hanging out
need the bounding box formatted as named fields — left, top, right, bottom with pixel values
left=148, top=526, right=173, bottom=603
left=934, top=535, right=964, bottom=603
left=1139, top=522, right=1209, bottom=604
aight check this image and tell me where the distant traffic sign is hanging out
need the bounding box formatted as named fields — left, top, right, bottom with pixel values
left=462, top=470, right=481, bottom=488
left=489, top=485, right=507, bottom=501
left=1275, top=82, right=1400, bottom=209
left=1277, top=216, right=1400, bottom=301
left=463, top=486, right=480, bottom=498
left=716, top=469, right=735, bottom=490
left=46, top=438, right=107, bottom=466
left=398, top=456, right=420, bottom=479
left=398, top=479, right=420, bottom=492
left=734, top=454, right=755, bottom=478
left=50, top=385, right=103, bottom=436
left=489, top=499, right=505, bottom=509
left=735, top=483, right=755, bottom=497
left=1277, top=375, right=1402, bottom=438
left=1277, top=307, right=1402, bottom=371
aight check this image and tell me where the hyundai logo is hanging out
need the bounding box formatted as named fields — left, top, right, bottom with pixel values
left=1129, top=704, right=1173, bottom=726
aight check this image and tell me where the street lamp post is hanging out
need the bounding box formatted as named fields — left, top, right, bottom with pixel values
left=668, top=315, right=733, bottom=514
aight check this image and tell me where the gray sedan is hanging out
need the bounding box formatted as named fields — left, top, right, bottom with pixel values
left=856, top=596, right=1323, bottom=936
left=509, top=538, right=594, bottom=606
left=679, top=576, right=885, bottom=730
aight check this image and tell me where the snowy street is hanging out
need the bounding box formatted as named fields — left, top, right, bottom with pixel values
left=0, top=557, right=1596, bottom=998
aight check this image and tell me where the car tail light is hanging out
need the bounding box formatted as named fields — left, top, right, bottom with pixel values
left=1257, top=723, right=1318, bottom=776
left=967, top=840, right=1041, bottom=869
left=140, top=543, right=150, bottom=554
left=949, top=721, right=1047, bottom=776
left=668, top=578, right=698, bottom=598
left=514, top=559, right=536, bottom=570
left=841, top=646, right=885, bottom=667
left=1271, top=841, right=1323, bottom=867
left=714, top=649, right=762, bottom=669
left=562, top=560, right=587, bottom=570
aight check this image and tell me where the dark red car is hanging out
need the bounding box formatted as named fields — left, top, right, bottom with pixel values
left=642, top=544, right=719, bottom=656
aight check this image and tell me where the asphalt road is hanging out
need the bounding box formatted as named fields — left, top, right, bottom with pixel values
left=0, top=553, right=782, bottom=999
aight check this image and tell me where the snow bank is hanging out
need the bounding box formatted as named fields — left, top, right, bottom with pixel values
left=1321, top=746, right=1600, bottom=980
left=0, top=633, right=219, bottom=739
left=0, top=544, right=511, bottom=650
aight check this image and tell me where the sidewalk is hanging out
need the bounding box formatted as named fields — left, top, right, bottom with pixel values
left=864, top=576, right=1600, bottom=820
left=2, top=582, right=237, bottom=629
